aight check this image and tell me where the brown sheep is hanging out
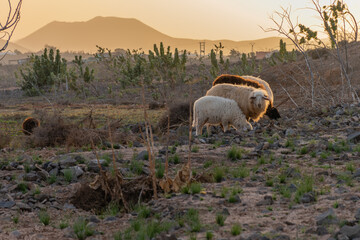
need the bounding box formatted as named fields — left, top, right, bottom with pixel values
left=206, top=84, right=270, bottom=122
left=212, top=74, right=280, bottom=120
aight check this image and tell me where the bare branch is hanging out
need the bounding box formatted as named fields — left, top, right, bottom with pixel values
left=0, top=0, right=23, bottom=53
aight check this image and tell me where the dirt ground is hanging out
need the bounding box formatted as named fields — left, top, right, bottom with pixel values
left=0, top=43, right=360, bottom=240
left=0, top=98, right=359, bottom=239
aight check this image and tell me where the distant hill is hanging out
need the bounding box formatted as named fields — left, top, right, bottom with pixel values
left=16, top=16, right=291, bottom=54
left=0, top=39, right=29, bottom=54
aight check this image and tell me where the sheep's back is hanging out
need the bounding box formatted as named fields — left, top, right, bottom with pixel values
left=212, top=74, right=266, bottom=91
left=206, top=84, right=253, bottom=118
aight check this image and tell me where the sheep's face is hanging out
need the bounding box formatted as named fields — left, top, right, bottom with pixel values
left=233, top=118, right=253, bottom=132
left=249, top=90, right=270, bottom=112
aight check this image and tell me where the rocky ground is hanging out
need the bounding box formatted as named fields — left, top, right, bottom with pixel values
left=0, top=102, right=360, bottom=240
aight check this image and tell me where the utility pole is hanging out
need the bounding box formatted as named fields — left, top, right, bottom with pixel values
left=199, top=41, right=205, bottom=57
left=250, top=42, right=255, bottom=53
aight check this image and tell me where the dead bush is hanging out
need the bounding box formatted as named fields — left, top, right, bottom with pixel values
left=157, top=102, right=193, bottom=132
left=27, top=111, right=130, bottom=149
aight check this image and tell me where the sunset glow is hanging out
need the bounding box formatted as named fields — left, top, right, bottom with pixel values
left=6, top=0, right=360, bottom=41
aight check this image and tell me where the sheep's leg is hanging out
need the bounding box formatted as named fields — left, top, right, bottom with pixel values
left=222, top=121, right=229, bottom=132
left=198, top=122, right=204, bottom=136
left=206, top=124, right=211, bottom=136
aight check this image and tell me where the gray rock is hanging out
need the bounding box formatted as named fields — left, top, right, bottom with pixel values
left=49, top=167, right=59, bottom=176
left=355, top=208, right=360, bottom=220
left=339, top=225, right=360, bottom=239
left=256, top=195, right=273, bottom=206
left=87, top=159, right=107, bottom=173
left=62, top=227, right=75, bottom=238
left=63, top=203, right=76, bottom=210
left=285, top=128, right=296, bottom=137
left=59, top=156, right=77, bottom=168
left=255, top=143, right=264, bottom=151
left=23, top=172, right=39, bottom=181
left=348, top=131, right=360, bottom=143
left=221, top=208, right=230, bottom=216
left=71, top=166, right=84, bottom=178
left=132, top=141, right=143, bottom=147
left=10, top=230, right=21, bottom=238
left=246, top=232, right=270, bottom=240
left=89, top=215, right=100, bottom=223
left=104, top=216, right=117, bottom=221
left=16, top=202, right=31, bottom=211
left=316, top=226, right=328, bottom=235
left=300, top=192, right=316, bottom=203
left=337, top=234, right=350, bottom=240
left=288, top=184, right=297, bottom=193
left=353, top=169, right=360, bottom=178
left=37, top=169, right=49, bottom=180
left=336, top=109, right=345, bottom=115
left=0, top=200, right=15, bottom=208
left=86, top=222, right=97, bottom=229
left=335, top=186, right=348, bottom=194
left=316, top=208, right=338, bottom=226
left=136, top=150, right=148, bottom=160
left=272, top=235, right=290, bottom=240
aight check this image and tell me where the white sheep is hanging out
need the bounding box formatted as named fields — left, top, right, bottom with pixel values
left=206, top=84, right=270, bottom=122
left=192, top=95, right=252, bottom=136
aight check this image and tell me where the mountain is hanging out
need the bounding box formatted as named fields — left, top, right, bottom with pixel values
left=16, top=16, right=289, bottom=53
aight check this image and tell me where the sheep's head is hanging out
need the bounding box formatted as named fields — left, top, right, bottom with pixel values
left=249, top=90, right=270, bottom=112
left=233, top=118, right=253, bottom=132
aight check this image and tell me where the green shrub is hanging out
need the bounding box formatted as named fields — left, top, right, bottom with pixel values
left=216, top=214, right=225, bottom=226
left=227, top=145, right=242, bottom=161
left=130, top=160, right=144, bottom=175
left=231, top=223, right=242, bottom=236
left=191, top=146, right=199, bottom=153
left=63, top=169, right=73, bottom=183
left=190, top=182, right=201, bottom=194
left=39, top=210, right=50, bottom=226
left=73, top=218, right=94, bottom=240
left=213, top=167, right=225, bottom=183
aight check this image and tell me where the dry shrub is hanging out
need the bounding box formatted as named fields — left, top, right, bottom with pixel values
left=157, top=101, right=193, bottom=132
left=28, top=112, right=99, bottom=148
left=149, top=101, right=164, bottom=110
left=71, top=176, right=153, bottom=213
left=28, top=111, right=130, bottom=149
left=28, top=113, right=74, bottom=147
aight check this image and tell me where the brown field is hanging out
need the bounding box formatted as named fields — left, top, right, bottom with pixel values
left=0, top=43, right=359, bottom=240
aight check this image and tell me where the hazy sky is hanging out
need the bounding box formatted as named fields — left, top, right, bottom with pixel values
left=3, top=0, right=360, bottom=41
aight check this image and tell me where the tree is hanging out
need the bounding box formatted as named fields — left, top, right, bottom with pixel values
left=0, top=0, right=23, bottom=54
left=19, top=48, right=68, bottom=96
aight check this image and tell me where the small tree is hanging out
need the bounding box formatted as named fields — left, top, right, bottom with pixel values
left=19, top=48, right=68, bottom=96
left=210, top=42, right=229, bottom=78
left=70, top=55, right=96, bottom=98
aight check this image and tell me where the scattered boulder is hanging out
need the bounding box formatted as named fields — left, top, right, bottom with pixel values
left=59, top=156, right=77, bottom=169
left=316, top=208, right=338, bottom=226
left=347, top=131, right=360, bottom=143
left=0, top=201, right=15, bottom=208
left=338, top=225, right=360, bottom=239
